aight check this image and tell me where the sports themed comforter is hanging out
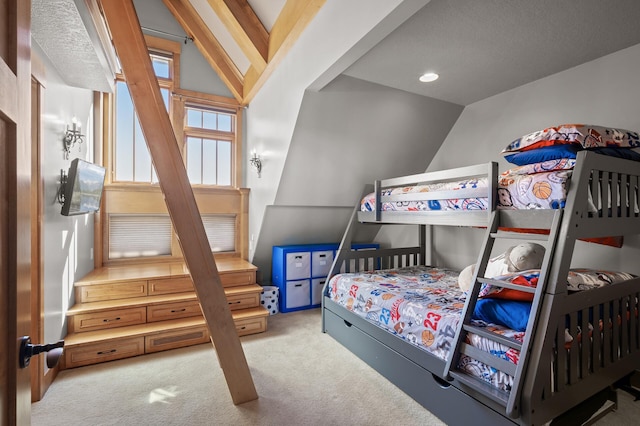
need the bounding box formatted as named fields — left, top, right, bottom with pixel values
left=327, top=265, right=521, bottom=391
left=360, top=170, right=571, bottom=212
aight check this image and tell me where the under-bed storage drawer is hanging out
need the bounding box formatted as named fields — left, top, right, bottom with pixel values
left=323, top=307, right=509, bottom=425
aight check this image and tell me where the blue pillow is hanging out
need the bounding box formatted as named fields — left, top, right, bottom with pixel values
left=473, top=299, right=531, bottom=331
left=504, top=145, right=582, bottom=166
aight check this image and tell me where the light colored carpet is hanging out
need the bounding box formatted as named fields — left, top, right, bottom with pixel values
left=32, top=309, right=639, bottom=426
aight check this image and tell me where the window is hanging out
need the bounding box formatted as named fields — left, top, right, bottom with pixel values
left=202, top=214, right=236, bottom=252
left=113, top=52, right=173, bottom=183
left=184, top=105, right=236, bottom=186
left=102, top=36, right=247, bottom=265
left=109, top=215, right=172, bottom=259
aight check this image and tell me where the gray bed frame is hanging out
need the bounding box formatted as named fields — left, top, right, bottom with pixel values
left=321, top=151, right=640, bottom=425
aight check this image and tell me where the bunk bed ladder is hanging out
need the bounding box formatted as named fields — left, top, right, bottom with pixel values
left=444, top=209, right=564, bottom=419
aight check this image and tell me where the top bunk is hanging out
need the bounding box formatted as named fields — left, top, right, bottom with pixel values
left=358, top=124, right=640, bottom=238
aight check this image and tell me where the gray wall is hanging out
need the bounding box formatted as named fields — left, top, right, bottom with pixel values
left=35, top=42, right=96, bottom=346
left=252, top=75, right=463, bottom=282
left=424, top=42, right=640, bottom=274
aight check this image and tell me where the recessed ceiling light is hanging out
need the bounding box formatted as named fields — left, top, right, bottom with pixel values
left=419, top=72, right=439, bottom=83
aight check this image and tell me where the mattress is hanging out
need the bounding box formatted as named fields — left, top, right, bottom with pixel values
left=360, top=170, right=572, bottom=212
left=327, top=265, right=522, bottom=391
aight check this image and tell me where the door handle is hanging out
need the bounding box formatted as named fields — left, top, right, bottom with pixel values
left=19, top=336, right=64, bottom=369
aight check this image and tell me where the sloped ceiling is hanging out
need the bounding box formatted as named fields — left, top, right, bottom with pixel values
left=31, top=1, right=640, bottom=108
left=31, top=0, right=325, bottom=105
left=344, top=0, right=640, bottom=106
left=32, top=0, right=118, bottom=93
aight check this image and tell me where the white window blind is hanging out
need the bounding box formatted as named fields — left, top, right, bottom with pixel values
left=202, top=214, right=235, bottom=252
left=109, top=214, right=172, bottom=259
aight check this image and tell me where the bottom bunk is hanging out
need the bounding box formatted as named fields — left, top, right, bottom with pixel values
left=321, top=249, right=640, bottom=425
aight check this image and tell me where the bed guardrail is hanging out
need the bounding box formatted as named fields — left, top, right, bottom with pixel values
left=358, top=161, right=498, bottom=227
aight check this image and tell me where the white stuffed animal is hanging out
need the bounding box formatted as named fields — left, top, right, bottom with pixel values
left=458, top=242, right=545, bottom=292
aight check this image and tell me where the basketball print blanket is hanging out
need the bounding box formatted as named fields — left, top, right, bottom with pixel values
left=496, top=170, right=572, bottom=210
left=360, top=171, right=571, bottom=212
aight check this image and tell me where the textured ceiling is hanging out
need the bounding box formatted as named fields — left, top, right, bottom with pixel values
left=32, top=0, right=115, bottom=93
left=343, top=0, right=640, bottom=106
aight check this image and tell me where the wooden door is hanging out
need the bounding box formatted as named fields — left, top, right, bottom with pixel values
left=0, top=0, right=33, bottom=424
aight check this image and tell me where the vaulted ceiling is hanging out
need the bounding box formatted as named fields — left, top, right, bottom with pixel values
left=160, top=0, right=325, bottom=105
left=31, top=0, right=326, bottom=106
left=32, top=1, right=640, bottom=109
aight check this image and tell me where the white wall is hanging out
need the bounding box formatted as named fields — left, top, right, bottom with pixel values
left=245, top=0, right=408, bottom=263
left=34, top=43, right=96, bottom=344
left=426, top=43, right=640, bottom=274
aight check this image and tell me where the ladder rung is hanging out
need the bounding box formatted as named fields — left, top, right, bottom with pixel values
left=490, top=231, right=549, bottom=242
left=450, top=370, right=510, bottom=407
left=463, top=324, right=522, bottom=351
left=461, top=343, right=517, bottom=377
left=477, top=277, right=537, bottom=294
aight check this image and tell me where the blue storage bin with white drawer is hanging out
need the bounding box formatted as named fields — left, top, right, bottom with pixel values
left=272, top=243, right=379, bottom=313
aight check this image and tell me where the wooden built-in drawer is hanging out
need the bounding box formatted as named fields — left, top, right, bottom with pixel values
left=76, top=280, right=147, bottom=303
left=235, top=316, right=267, bottom=337
left=69, top=307, right=147, bottom=333
left=64, top=337, right=144, bottom=369
left=147, top=300, right=202, bottom=322
left=220, top=271, right=255, bottom=287
left=148, top=277, right=193, bottom=295
left=226, top=292, right=260, bottom=311
left=145, top=325, right=209, bottom=353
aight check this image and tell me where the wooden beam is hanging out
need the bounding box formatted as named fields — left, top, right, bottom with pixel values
left=242, top=0, right=325, bottom=105
left=163, top=0, right=244, bottom=103
left=0, top=59, right=18, bottom=122
left=100, top=0, right=258, bottom=405
left=207, top=0, right=267, bottom=73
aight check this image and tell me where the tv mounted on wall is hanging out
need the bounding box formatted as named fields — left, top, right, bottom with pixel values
left=60, top=158, right=106, bottom=216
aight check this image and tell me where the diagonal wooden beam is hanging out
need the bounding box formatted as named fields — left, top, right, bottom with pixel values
left=207, top=0, right=268, bottom=73
left=242, top=0, right=325, bottom=105
left=163, top=0, right=244, bottom=103
left=100, top=0, right=258, bottom=405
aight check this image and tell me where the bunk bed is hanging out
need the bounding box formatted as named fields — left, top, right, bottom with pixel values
left=321, top=146, right=640, bottom=425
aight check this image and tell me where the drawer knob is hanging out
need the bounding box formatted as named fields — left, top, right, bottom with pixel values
left=170, top=308, right=187, bottom=313
left=97, top=349, right=117, bottom=355
left=103, top=317, right=121, bottom=322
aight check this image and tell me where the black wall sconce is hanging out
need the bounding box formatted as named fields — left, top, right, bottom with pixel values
left=249, top=150, right=262, bottom=177
left=63, top=119, right=84, bottom=159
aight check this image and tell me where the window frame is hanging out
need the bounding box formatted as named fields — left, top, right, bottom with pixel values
left=100, top=36, right=247, bottom=266
left=172, top=88, right=243, bottom=188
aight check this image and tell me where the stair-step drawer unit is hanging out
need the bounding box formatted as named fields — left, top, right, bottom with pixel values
left=64, top=259, right=268, bottom=369
left=272, top=243, right=379, bottom=313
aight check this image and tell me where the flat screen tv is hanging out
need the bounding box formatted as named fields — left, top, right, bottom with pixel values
left=61, top=158, right=106, bottom=216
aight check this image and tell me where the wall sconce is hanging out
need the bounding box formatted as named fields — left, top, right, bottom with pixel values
left=63, top=118, right=84, bottom=159
left=249, top=150, right=262, bottom=177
